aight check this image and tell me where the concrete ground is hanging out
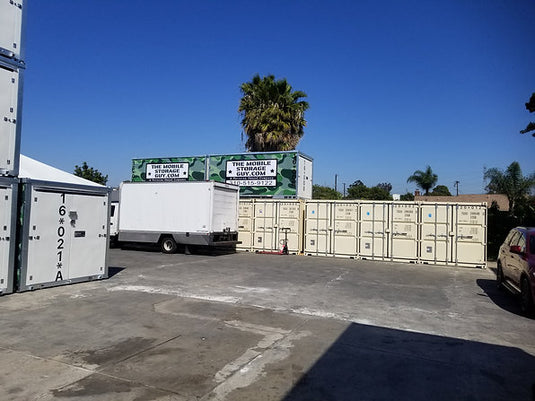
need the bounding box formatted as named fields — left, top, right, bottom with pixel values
left=0, top=248, right=534, bottom=401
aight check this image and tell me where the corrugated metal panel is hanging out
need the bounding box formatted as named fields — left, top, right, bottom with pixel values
left=305, top=201, right=331, bottom=255
left=454, top=204, right=487, bottom=267
left=237, top=200, right=254, bottom=251
left=359, top=202, right=389, bottom=260
left=0, top=177, right=17, bottom=295
left=390, top=203, right=418, bottom=262
left=331, top=202, right=358, bottom=257
left=419, top=203, right=454, bottom=265
left=252, top=200, right=278, bottom=251
left=0, top=64, right=22, bottom=176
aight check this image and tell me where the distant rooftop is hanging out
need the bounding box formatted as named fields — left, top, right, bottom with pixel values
left=414, top=194, right=509, bottom=211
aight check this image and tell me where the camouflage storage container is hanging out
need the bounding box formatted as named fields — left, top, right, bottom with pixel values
left=131, top=151, right=313, bottom=199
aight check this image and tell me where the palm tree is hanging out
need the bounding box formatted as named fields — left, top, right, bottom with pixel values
left=484, top=161, right=535, bottom=214
left=407, top=166, right=438, bottom=195
left=238, top=74, right=309, bottom=152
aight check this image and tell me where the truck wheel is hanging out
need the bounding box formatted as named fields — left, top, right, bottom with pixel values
left=160, top=237, right=178, bottom=254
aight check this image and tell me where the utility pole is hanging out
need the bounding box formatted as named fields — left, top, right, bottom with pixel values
left=454, top=181, right=460, bottom=196
left=343, top=183, right=346, bottom=198
left=335, top=174, right=338, bottom=192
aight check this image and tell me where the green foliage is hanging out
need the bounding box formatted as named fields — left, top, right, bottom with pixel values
left=407, top=166, right=438, bottom=195
left=430, top=185, right=452, bottom=196
left=346, top=181, right=392, bottom=200
left=239, top=74, right=309, bottom=151
left=74, top=162, right=108, bottom=185
left=312, top=185, right=342, bottom=200
left=399, top=192, right=415, bottom=201
left=520, top=92, right=535, bottom=137
left=484, top=161, right=535, bottom=215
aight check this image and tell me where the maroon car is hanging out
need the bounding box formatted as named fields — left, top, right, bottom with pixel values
left=497, top=227, right=535, bottom=315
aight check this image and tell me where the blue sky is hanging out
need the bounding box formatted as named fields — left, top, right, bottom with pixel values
left=20, top=0, right=535, bottom=195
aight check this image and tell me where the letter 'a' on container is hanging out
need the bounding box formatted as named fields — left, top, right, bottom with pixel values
left=0, top=61, right=23, bottom=177
left=0, top=177, right=17, bottom=295
left=0, top=0, right=25, bottom=62
left=17, top=155, right=110, bottom=292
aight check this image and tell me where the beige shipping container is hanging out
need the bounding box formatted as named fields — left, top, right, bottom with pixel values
left=305, top=201, right=331, bottom=255
left=331, top=202, right=359, bottom=257
left=252, top=201, right=278, bottom=251
left=359, top=202, right=389, bottom=260
left=390, top=203, right=418, bottom=262
left=419, top=203, right=454, bottom=265
left=237, top=200, right=254, bottom=251
left=453, top=204, right=487, bottom=267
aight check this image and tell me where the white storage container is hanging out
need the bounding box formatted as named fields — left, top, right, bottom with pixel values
left=0, top=177, right=17, bottom=294
left=252, top=200, right=278, bottom=252
left=453, top=204, right=487, bottom=267
left=305, top=201, right=331, bottom=255
left=18, top=179, right=110, bottom=291
left=359, top=202, right=389, bottom=260
left=0, top=61, right=23, bottom=176
left=331, top=202, right=359, bottom=257
left=420, top=203, right=454, bottom=265
left=390, top=203, right=418, bottom=262
left=237, top=200, right=254, bottom=251
left=0, top=0, right=25, bottom=62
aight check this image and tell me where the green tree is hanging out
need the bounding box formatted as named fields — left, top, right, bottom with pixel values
left=238, top=74, right=309, bottom=151
left=520, top=92, right=535, bottom=137
left=400, top=192, right=415, bottom=201
left=430, top=185, right=452, bottom=196
left=407, top=166, right=438, bottom=195
left=484, top=161, right=535, bottom=215
left=312, top=185, right=342, bottom=200
left=74, top=162, right=108, bottom=185
left=346, top=181, right=392, bottom=200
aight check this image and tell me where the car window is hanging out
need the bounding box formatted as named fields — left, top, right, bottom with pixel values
left=508, top=231, right=521, bottom=246
left=516, top=234, right=526, bottom=253
left=504, top=230, right=516, bottom=245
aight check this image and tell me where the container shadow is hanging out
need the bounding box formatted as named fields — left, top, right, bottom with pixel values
left=107, top=267, right=125, bottom=278
left=282, top=322, right=535, bottom=401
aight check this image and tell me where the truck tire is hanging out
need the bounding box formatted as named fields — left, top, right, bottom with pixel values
left=160, top=237, right=178, bottom=254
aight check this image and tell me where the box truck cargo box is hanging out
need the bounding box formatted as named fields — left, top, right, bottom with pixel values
left=0, top=60, right=23, bottom=176
left=116, top=181, right=239, bottom=253
left=0, top=177, right=17, bottom=294
left=131, top=151, right=313, bottom=199
left=17, top=155, right=110, bottom=292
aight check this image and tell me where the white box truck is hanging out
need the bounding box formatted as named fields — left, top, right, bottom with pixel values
left=113, top=181, right=240, bottom=253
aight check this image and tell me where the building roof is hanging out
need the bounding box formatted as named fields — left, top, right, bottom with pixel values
left=414, top=194, right=509, bottom=211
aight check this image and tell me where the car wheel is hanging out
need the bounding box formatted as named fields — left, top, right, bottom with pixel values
left=496, top=263, right=504, bottom=289
left=520, top=277, right=535, bottom=316
left=160, top=237, right=178, bottom=254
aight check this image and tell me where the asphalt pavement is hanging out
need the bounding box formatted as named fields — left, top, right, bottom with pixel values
left=0, top=248, right=534, bottom=401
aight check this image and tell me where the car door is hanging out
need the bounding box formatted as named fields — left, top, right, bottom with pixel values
left=508, top=231, right=526, bottom=288
left=502, top=230, right=520, bottom=283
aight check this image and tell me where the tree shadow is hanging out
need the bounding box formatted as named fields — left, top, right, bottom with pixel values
left=282, top=322, right=535, bottom=401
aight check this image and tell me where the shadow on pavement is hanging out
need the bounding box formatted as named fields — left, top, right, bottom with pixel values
left=282, top=322, right=535, bottom=401
left=477, top=278, right=527, bottom=318
left=107, top=267, right=125, bottom=278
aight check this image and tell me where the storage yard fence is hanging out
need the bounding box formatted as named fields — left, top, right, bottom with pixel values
left=238, top=199, right=487, bottom=267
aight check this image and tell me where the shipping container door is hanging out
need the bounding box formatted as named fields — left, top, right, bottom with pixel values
left=252, top=201, right=277, bottom=251
left=277, top=201, right=302, bottom=253
left=0, top=65, right=20, bottom=175
left=0, top=181, right=15, bottom=293
left=237, top=200, right=254, bottom=250
left=420, top=204, right=453, bottom=264
left=24, top=190, right=73, bottom=286
left=305, top=201, right=331, bottom=255
left=390, top=203, right=418, bottom=261
left=359, top=202, right=388, bottom=260
left=68, top=193, right=108, bottom=278
left=331, top=202, right=358, bottom=257
left=454, top=205, right=487, bottom=267
left=0, top=0, right=24, bottom=59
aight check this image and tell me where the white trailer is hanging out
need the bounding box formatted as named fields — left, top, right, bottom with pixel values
left=115, top=181, right=240, bottom=253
